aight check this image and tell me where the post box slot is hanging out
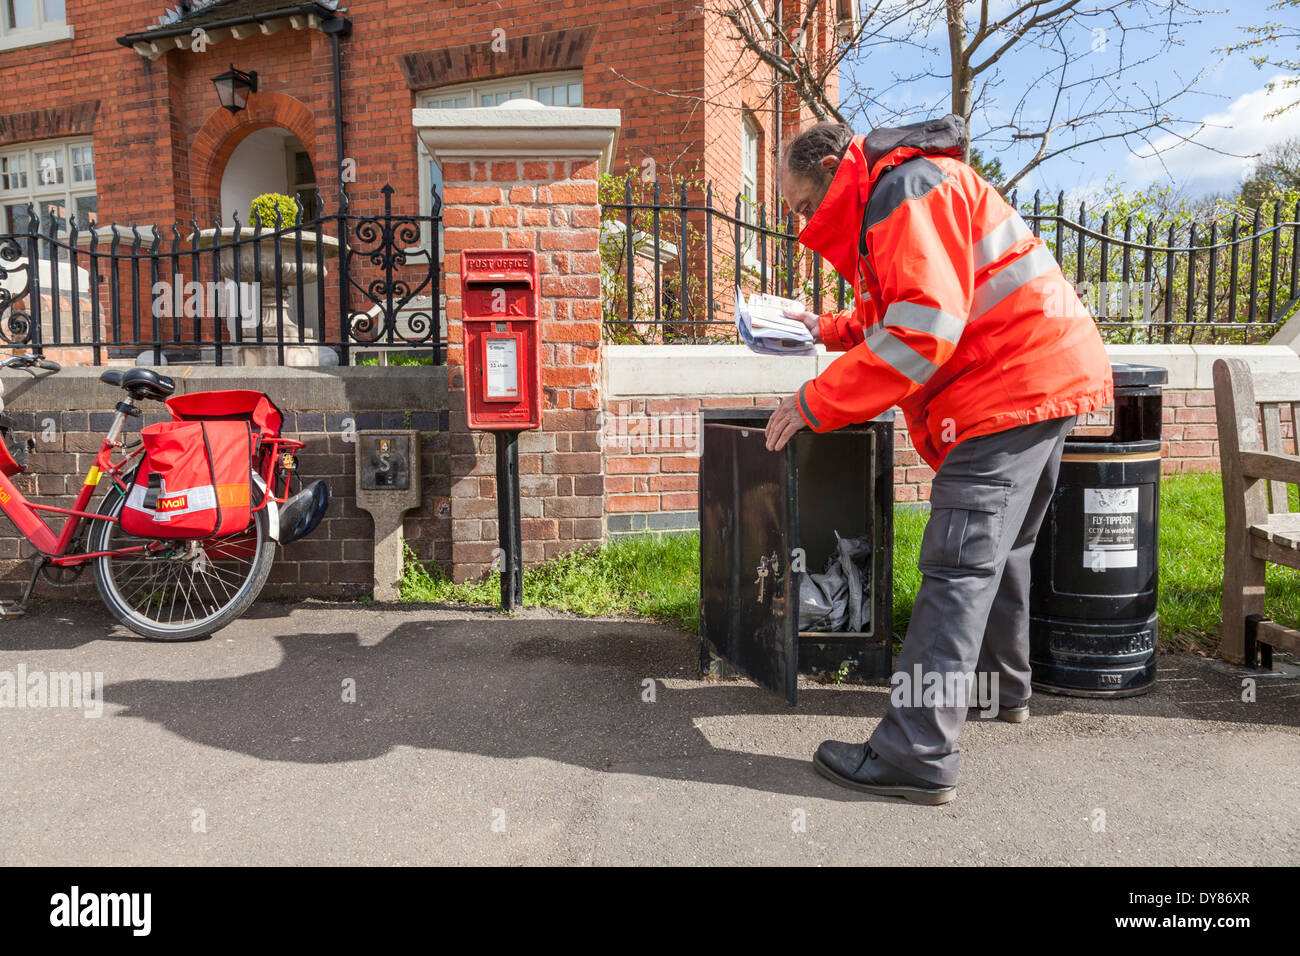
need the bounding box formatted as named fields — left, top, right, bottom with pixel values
left=465, top=272, right=534, bottom=287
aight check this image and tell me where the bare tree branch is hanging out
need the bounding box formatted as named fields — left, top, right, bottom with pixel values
left=617, top=0, right=1219, bottom=201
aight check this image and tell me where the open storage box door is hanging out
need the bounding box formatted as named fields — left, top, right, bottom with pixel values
left=699, top=408, right=895, bottom=706
left=700, top=421, right=798, bottom=703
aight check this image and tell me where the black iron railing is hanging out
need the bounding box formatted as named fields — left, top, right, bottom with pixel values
left=0, top=184, right=443, bottom=365
left=1015, top=190, right=1300, bottom=345
left=601, top=181, right=1300, bottom=346
left=600, top=180, right=847, bottom=346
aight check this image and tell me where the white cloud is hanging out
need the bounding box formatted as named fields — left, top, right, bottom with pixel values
left=1123, top=74, right=1300, bottom=196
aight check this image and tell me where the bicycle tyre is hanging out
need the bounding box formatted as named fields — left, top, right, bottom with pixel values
left=89, top=474, right=276, bottom=641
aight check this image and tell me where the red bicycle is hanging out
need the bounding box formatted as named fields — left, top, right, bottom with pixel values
left=0, top=353, right=329, bottom=640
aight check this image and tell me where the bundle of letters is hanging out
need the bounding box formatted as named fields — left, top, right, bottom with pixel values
left=735, top=288, right=816, bottom=356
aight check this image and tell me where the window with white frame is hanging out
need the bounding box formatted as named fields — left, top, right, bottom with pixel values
left=1, top=0, right=71, bottom=49
left=0, top=137, right=96, bottom=235
left=417, top=72, right=584, bottom=216
left=740, top=114, right=761, bottom=266
left=287, top=145, right=318, bottom=221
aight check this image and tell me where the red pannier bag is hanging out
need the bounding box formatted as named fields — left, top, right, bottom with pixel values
left=164, top=389, right=283, bottom=438
left=120, top=419, right=254, bottom=539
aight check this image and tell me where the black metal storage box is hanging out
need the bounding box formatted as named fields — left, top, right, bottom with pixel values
left=698, top=407, right=895, bottom=704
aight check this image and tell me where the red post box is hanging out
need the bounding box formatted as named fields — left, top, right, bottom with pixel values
left=460, top=249, right=543, bottom=431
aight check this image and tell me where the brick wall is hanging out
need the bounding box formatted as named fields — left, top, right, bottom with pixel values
left=0, top=368, right=1259, bottom=605
left=0, top=0, right=845, bottom=231
left=603, top=394, right=774, bottom=534
left=1160, top=389, right=1238, bottom=472
left=439, top=157, right=606, bottom=581
left=888, top=389, right=1242, bottom=501
left=600, top=387, right=1250, bottom=534
left=0, top=367, right=450, bottom=600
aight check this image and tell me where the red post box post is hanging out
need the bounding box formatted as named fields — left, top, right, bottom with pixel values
left=460, top=249, right=542, bottom=431
left=459, top=249, right=543, bottom=610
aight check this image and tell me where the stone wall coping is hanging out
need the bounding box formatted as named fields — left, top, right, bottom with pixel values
left=1268, top=307, right=1300, bottom=353
left=414, top=104, right=621, bottom=173
left=604, top=343, right=1300, bottom=397
left=0, top=365, right=449, bottom=413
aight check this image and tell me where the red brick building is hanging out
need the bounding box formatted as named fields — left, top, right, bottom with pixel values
left=0, top=0, right=853, bottom=241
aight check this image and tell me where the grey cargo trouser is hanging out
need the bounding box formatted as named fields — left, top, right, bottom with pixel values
left=868, top=414, right=1077, bottom=786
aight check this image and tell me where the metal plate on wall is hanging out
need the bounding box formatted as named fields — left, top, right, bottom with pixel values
left=359, top=434, right=412, bottom=491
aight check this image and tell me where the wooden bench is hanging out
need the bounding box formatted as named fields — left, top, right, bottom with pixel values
left=1213, top=357, right=1300, bottom=666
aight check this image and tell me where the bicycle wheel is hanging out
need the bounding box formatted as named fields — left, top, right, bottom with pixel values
left=90, top=475, right=276, bottom=641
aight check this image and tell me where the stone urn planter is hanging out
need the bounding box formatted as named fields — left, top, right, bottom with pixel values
left=191, top=228, right=340, bottom=366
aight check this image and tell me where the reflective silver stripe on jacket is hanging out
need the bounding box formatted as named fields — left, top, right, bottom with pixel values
left=971, top=244, right=1057, bottom=319
left=865, top=328, right=938, bottom=385
left=972, top=211, right=1032, bottom=271
left=797, top=382, right=822, bottom=428
left=883, top=300, right=964, bottom=344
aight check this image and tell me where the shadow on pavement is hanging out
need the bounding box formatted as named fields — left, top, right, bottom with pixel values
left=7, top=606, right=1297, bottom=801
left=94, top=618, right=900, bottom=801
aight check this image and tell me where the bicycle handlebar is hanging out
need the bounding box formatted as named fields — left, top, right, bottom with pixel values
left=1, top=355, right=61, bottom=373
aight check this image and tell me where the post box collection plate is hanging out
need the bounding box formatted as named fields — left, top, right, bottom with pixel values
left=483, top=333, right=523, bottom=401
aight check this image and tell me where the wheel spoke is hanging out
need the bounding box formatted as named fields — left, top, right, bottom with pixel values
left=96, top=492, right=268, bottom=634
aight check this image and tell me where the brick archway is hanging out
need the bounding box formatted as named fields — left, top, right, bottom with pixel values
left=190, top=91, right=317, bottom=223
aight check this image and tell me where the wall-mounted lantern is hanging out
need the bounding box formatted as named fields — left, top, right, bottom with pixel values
left=211, top=64, right=259, bottom=115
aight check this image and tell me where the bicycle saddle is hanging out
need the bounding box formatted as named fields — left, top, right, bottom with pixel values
left=101, top=367, right=175, bottom=401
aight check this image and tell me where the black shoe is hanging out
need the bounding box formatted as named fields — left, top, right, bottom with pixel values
left=967, top=699, right=1030, bottom=723
left=813, top=741, right=956, bottom=805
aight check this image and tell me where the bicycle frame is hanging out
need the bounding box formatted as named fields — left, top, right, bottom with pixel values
left=257, top=435, right=306, bottom=506
left=0, top=395, right=147, bottom=566
left=0, top=384, right=309, bottom=571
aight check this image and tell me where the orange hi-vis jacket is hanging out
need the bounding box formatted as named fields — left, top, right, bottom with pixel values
left=795, top=116, right=1113, bottom=470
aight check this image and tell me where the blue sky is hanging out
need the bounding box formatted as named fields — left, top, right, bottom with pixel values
left=839, top=1, right=1300, bottom=200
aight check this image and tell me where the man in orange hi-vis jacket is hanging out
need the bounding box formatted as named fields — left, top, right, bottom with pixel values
left=765, top=116, right=1113, bottom=805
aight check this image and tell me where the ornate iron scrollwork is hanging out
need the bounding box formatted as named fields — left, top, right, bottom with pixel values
left=345, top=184, right=442, bottom=351
left=0, top=223, right=37, bottom=347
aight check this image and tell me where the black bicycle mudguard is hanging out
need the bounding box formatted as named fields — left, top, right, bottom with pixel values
left=279, top=480, right=330, bottom=544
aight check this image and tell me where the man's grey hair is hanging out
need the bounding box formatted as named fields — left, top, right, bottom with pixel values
left=781, top=122, right=854, bottom=186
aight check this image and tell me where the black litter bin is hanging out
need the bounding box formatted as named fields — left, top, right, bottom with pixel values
left=1029, top=363, right=1167, bottom=696
left=698, top=407, right=894, bottom=704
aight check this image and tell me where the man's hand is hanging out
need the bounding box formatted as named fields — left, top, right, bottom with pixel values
left=784, top=309, right=821, bottom=342
left=765, top=393, right=808, bottom=452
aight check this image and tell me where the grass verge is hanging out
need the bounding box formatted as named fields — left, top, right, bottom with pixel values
left=400, top=535, right=698, bottom=632
left=887, top=473, right=1300, bottom=652
left=400, top=473, right=1300, bottom=653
